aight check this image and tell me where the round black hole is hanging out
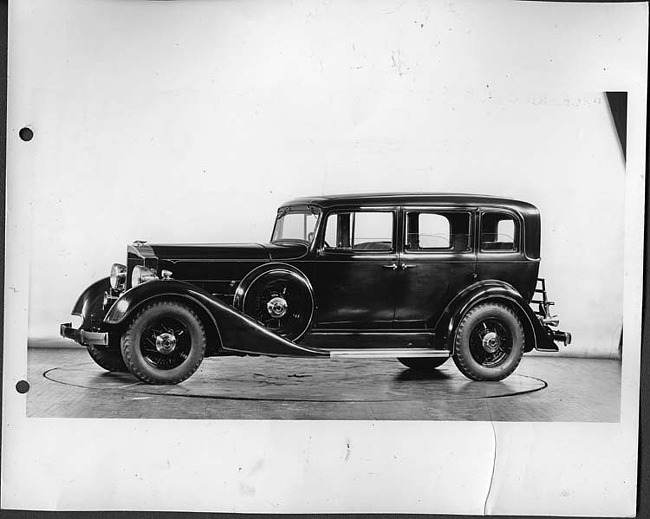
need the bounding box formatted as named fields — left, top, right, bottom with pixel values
left=15, top=380, right=30, bottom=394
left=19, top=127, right=34, bottom=142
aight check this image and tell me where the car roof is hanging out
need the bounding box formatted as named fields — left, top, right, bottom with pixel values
left=280, top=193, right=538, bottom=214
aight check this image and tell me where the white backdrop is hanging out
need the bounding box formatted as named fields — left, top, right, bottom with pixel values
left=14, top=0, right=626, bottom=357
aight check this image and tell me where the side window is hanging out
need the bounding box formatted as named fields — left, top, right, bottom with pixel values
left=324, top=212, right=347, bottom=248
left=352, top=212, right=393, bottom=249
left=481, top=212, right=518, bottom=251
left=405, top=212, right=471, bottom=251
left=323, top=211, right=393, bottom=252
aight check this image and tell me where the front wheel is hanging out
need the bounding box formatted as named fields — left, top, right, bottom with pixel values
left=398, top=357, right=449, bottom=371
left=87, top=344, right=128, bottom=372
left=121, top=301, right=206, bottom=384
left=452, top=303, right=524, bottom=381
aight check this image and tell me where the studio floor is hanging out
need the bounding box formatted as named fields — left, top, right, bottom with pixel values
left=25, top=344, right=621, bottom=422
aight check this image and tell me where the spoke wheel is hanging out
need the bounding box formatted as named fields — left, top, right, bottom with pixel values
left=240, top=270, right=314, bottom=341
left=453, top=303, right=524, bottom=381
left=139, top=316, right=192, bottom=371
left=468, top=318, right=512, bottom=368
left=121, top=301, right=206, bottom=384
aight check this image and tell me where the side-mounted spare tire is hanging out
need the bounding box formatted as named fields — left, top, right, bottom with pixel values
left=452, top=302, right=525, bottom=381
left=120, top=300, right=206, bottom=385
left=235, top=267, right=315, bottom=341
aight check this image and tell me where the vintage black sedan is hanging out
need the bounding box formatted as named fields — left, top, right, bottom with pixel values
left=61, top=193, right=571, bottom=384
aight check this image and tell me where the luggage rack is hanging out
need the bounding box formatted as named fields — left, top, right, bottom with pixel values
left=531, top=278, right=559, bottom=327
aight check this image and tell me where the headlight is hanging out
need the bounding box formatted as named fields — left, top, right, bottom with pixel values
left=110, top=263, right=127, bottom=291
left=131, top=265, right=158, bottom=287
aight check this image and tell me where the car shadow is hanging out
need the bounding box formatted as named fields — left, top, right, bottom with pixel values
left=393, top=368, right=452, bottom=382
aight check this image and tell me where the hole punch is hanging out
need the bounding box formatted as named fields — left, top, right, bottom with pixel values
left=19, top=127, right=34, bottom=142
left=15, top=380, right=30, bottom=394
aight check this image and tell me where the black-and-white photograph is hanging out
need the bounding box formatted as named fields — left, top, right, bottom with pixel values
left=2, top=0, right=647, bottom=515
left=34, top=185, right=620, bottom=421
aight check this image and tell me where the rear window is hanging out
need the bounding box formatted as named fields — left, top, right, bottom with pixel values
left=480, top=212, right=518, bottom=251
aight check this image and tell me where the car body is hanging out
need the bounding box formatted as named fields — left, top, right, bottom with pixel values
left=61, top=193, right=571, bottom=384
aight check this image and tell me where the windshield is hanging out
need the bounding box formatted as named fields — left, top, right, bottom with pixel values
left=271, top=207, right=320, bottom=244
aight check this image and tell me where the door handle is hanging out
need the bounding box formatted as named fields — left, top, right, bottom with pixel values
left=382, top=263, right=398, bottom=270
left=401, top=264, right=416, bottom=270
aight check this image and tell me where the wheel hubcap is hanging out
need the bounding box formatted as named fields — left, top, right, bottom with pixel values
left=140, top=316, right=192, bottom=370
left=468, top=318, right=513, bottom=368
left=481, top=331, right=501, bottom=353
left=243, top=275, right=313, bottom=341
left=266, top=296, right=288, bottom=318
left=155, top=332, right=177, bottom=354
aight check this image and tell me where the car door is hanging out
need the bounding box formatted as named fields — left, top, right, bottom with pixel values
left=475, top=209, right=537, bottom=298
left=310, top=207, right=399, bottom=329
left=393, top=207, right=477, bottom=327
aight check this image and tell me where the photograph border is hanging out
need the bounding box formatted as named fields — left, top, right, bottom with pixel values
left=1, top=0, right=648, bottom=517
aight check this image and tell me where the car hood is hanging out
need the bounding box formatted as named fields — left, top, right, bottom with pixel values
left=146, top=242, right=309, bottom=262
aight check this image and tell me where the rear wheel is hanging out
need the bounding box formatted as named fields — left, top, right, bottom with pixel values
left=121, top=301, right=206, bottom=384
left=398, top=357, right=449, bottom=371
left=452, top=303, right=524, bottom=381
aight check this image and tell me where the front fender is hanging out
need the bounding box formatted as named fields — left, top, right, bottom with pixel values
left=104, top=279, right=327, bottom=357
left=434, top=280, right=556, bottom=353
left=72, top=277, right=111, bottom=330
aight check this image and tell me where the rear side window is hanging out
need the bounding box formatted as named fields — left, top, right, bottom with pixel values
left=323, top=211, right=394, bottom=252
left=481, top=212, right=518, bottom=251
left=405, top=212, right=471, bottom=251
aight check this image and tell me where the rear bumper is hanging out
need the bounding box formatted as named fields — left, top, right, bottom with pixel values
left=60, top=323, right=108, bottom=346
left=531, top=278, right=572, bottom=352
left=533, top=325, right=572, bottom=352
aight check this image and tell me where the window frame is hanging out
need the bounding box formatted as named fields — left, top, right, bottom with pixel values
left=318, top=207, right=398, bottom=255
left=478, top=209, right=522, bottom=254
left=401, top=207, right=474, bottom=254
left=271, top=205, right=322, bottom=247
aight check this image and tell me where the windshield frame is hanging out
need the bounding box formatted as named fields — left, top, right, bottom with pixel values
left=270, top=205, right=322, bottom=245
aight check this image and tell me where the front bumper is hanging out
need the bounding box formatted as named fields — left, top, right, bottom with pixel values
left=60, top=323, right=108, bottom=346
left=551, top=329, right=572, bottom=345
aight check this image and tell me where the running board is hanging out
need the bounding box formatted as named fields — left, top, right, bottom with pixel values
left=328, top=348, right=450, bottom=359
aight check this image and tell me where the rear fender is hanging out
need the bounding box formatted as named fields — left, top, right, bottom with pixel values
left=434, top=280, right=552, bottom=353
left=104, top=279, right=327, bottom=357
